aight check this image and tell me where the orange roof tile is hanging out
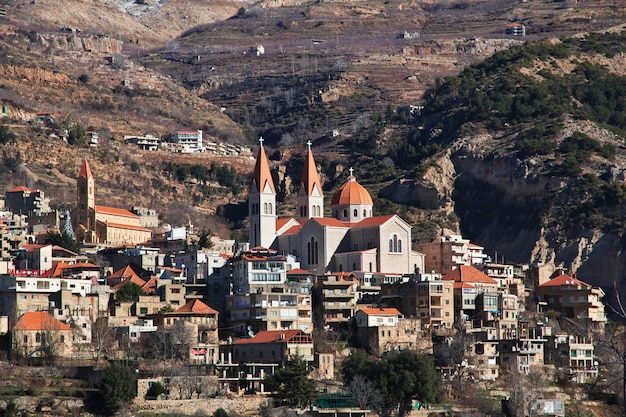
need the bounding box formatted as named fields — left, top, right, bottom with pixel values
left=331, top=175, right=373, bottom=206
left=64, top=262, right=100, bottom=270
left=359, top=307, right=402, bottom=316
left=112, top=276, right=146, bottom=290
left=108, top=264, right=141, bottom=281
left=287, top=268, right=312, bottom=275
left=298, top=148, right=323, bottom=197
left=95, top=206, right=140, bottom=219
left=141, top=276, right=159, bottom=294
left=312, top=218, right=348, bottom=228
left=250, top=145, right=276, bottom=193
left=174, top=299, right=219, bottom=314
left=442, top=265, right=498, bottom=284
left=7, top=186, right=36, bottom=193
left=20, top=244, right=48, bottom=253
left=276, top=218, right=295, bottom=230
left=233, top=330, right=306, bottom=345
left=13, top=312, right=72, bottom=331
left=282, top=225, right=303, bottom=235
left=454, top=282, right=476, bottom=289
left=78, top=158, right=93, bottom=179
left=100, top=221, right=152, bottom=233
left=353, top=214, right=396, bottom=227
left=539, top=273, right=591, bottom=288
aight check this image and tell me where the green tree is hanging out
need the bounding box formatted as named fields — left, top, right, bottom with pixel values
left=379, top=350, right=444, bottom=417
left=145, top=381, right=168, bottom=399
left=213, top=408, right=229, bottom=417
left=263, top=358, right=318, bottom=408
left=100, top=363, right=138, bottom=415
left=0, top=125, right=16, bottom=144
left=45, top=230, right=80, bottom=254
left=116, top=282, right=143, bottom=302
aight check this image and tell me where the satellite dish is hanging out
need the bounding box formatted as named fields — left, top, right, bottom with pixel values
left=247, top=326, right=255, bottom=337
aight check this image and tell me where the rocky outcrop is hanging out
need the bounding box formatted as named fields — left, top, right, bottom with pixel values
left=379, top=150, right=455, bottom=211
left=412, top=38, right=521, bottom=56
left=36, top=33, right=123, bottom=55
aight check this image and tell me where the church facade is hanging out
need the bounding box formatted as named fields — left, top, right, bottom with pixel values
left=76, top=159, right=152, bottom=246
left=249, top=141, right=424, bottom=275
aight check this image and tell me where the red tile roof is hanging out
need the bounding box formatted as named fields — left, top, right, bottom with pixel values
left=276, top=218, right=297, bottom=230
left=312, top=218, right=348, bottom=227
left=233, top=330, right=307, bottom=345
left=141, top=276, right=159, bottom=294
left=95, top=206, right=140, bottom=219
left=330, top=175, right=373, bottom=206
left=78, top=158, right=92, bottom=179
left=359, top=307, right=402, bottom=316
left=282, top=225, right=303, bottom=235
left=454, top=282, right=476, bottom=289
left=353, top=214, right=396, bottom=227
left=112, top=276, right=146, bottom=290
left=287, top=268, right=312, bottom=275
left=13, top=312, right=71, bottom=331
left=175, top=299, right=218, bottom=314
left=7, top=186, right=36, bottom=193
left=20, top=244, right=49, bottom=253
left=539, top=273, right=591, bottom=288
left=108, top=264, right=141, bottom=281
left=442, top=265, right=498, bottom=284
left=64, top=262, right=100, bottom=270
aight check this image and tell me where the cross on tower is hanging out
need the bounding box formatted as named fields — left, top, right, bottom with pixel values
left=349, top=167, right=354, bottom=177
left=306, top=140, right=312, bottom=151
left=259, top=137, right=264, bottom=147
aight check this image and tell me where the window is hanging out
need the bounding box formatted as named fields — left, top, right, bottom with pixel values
left=369, top=262, right=373, bottom=272
left=36, top=333, right=41, bottom=343
left=363, top=209, right=367, bottom=217
left=140, top=307, right=148, bottom=314
left=61, top=335, right=65, bottom=343
left=24, top=335, right=28, bottom=343
left=343, top=209, right=348, bottom=218
left=353, top=209, right=358, bottom=217
left=389, top=234, right=402, bottom=253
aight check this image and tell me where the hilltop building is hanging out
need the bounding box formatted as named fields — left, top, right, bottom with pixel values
left=249, top=139, right=424, bottom=276
left=75, top=159, right=152, bottom=246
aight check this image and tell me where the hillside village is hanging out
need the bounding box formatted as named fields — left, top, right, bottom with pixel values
left=0, top=138, right=616, bottom=416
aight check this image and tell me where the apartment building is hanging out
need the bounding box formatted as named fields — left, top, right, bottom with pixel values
left=313, top=272, right=359, bottom=328
left=417, top=235, right=488, bottom=274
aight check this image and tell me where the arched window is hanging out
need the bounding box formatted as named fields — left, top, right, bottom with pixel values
left=263, top=202, right=268, bottom=214
left=36, top=332, right=41, bottom=343
left=314, top=240, right=319, bottom=265
left=389, top=235, right=402, bottom=253
left=268, top=203, right=273, bottom=214
left=343, top=209, right=348, bottom=218
left=353, top=209, right=358, bottom=217
left=339, top=264, right=343, bottom=272
left=334, top=210, right=338, bottom=218
left=352, top=263, right=357, bottom=270
left=369, top=262, right=373, bottom=272
left=363, top=209, right=367, bottom=217
left=254, top=225, right=257, bottom=247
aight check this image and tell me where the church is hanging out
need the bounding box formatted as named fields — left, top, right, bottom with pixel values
left=75, top=158, right=152, bottom=246
left=249, top=140, right=425, bottom=275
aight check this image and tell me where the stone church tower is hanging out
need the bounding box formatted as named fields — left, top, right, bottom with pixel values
left=76, top=158, right=95, bottom=231
left=248, top=138, right=276, bottom=248
left=297, top=140, right=324, bottom=222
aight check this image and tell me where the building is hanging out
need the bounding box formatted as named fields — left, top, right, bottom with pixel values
left=417, top=235, right=488, bottom=275
left=168, top=130, right=204, bottom=153
left=124, top=134, right=160, bottom=151
left=505, top=23, right=526, bottom=36
left=11, top=311, right=74, bottom=359
left=535, top=273, right=606, bottom=330
left=355, top=307, right=423, bottom=355
left=4, top=186, right=51, bottom=217
left=250, top=140, right=424, bottom=276
left=75, top=158, right=152, bottom=246
left=313, top=272, right=359, bottom=329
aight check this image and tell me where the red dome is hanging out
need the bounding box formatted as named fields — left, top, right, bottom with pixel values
left=331, top=176, right=373, bottom=206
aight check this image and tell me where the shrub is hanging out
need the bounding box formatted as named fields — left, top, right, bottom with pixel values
left=145, top=381, right=168, bottom=400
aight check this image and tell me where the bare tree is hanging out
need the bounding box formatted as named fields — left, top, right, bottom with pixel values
left=91, top=316, right=115, bottom=369
left=348, top=374, right=382, bottom=411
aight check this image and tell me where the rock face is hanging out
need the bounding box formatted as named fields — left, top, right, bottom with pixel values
left=382, top=117, right=626, bottom=291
